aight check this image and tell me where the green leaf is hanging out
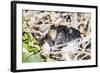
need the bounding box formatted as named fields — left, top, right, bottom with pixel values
left=23, top=42, right=40, bottom=54
left=23, top=32, right=29, bottom=41
left=23, top=43, right=34, bottom=52
left=22, top=52, right=44, bottom=62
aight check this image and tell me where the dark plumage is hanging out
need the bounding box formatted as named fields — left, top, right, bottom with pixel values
left=49, top=26, right=81, bottom=45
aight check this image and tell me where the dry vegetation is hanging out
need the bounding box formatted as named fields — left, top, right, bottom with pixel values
left=22, top=10, right=91, bottom=62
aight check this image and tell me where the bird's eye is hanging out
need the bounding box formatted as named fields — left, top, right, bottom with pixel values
left=76, top=39, right=80, bottom=42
